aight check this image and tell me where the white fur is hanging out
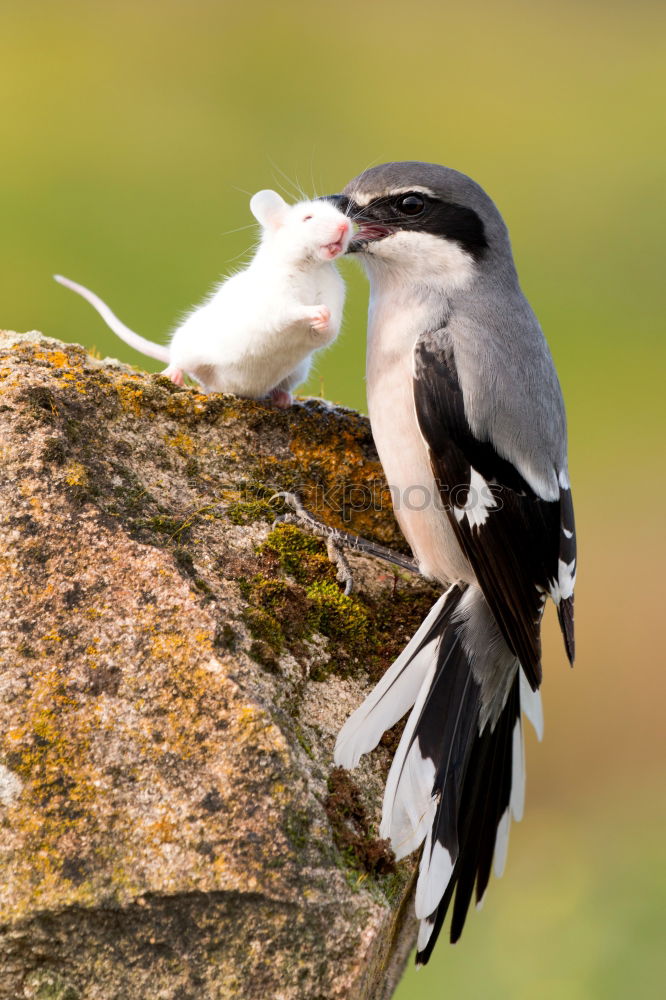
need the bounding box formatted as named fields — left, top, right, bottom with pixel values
left=334, top=589, right=453, bottom=770
left=55, top=191, right=350, bottom=403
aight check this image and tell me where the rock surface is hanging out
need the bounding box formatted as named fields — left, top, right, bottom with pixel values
left=0, top=332, right=439, bottom=1000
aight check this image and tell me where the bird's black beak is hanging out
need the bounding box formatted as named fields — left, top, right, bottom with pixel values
left=322, top=193, right=376, bottom=253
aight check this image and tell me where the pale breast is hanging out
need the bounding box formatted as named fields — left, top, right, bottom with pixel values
left=365, top=291, right=473, bottom=587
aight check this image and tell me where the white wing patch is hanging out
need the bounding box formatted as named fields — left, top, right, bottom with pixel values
left=549, top=557, right=577, bottom=604
left=453, top=467, right=498, bottom=530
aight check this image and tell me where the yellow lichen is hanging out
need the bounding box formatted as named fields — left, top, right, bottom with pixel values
left=41, top=629, right=63, bottom=643
left=33, top=349, right=71, bottom=369
left=165, top=432, right=197, bottom=455
left=115, top=380, right=145, bottom=416
left=64, top=462, right=89, bottom=489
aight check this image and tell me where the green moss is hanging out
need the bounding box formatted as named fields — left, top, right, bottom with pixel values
left=306, top=581, right=369, bottom=645
left=261, top=523, right=334, bottom=585
left=284, top=807, right=311, bottom=850
left=225, top=480, right=281, bottom=525
left=378, top=866, right=412, bottom=905
left=242, top=607, right=284, bottom=652
left=251, top=525, right=438, bottom=683
left=293, top=722, right=314, bottom=758
left=239, top=573, right=317, bottom=660
left=227, top=498, right=275, bottom=525
left=24, top=970, right=80, bottom=1000
left=108, top=473, right=156, bottom=517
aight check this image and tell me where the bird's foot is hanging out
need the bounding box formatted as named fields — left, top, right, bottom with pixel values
left=271, top=492, right=418, bottom=595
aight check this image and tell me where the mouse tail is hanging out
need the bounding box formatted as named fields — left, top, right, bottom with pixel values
left=54, top=275, right=171, bottom=364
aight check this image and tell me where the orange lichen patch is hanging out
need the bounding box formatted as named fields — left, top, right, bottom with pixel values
left=144, top=814, right=179, bottom=845
left=289, top=429, right=398, bottom=543
left=115, top=380, right=146, bottom=416
left=33, top=349, right=72, bottom=369
left=165, top=432, right=197, bottom=455
left=163, top=389, right=210, bottom=421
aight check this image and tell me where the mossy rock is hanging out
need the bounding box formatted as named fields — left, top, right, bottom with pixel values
left=0, top=331, right=440, bottom=1000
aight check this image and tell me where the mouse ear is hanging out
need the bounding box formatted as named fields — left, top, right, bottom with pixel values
left=250, top=190, right=289, bottom=230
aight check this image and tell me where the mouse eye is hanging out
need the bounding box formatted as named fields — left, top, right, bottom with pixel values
left=396, top=194, right=426, bottom=216
left=303, top=214, right=313, bottom=222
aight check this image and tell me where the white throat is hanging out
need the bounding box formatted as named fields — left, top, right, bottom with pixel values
left=360, top=231, right=477, bottom=297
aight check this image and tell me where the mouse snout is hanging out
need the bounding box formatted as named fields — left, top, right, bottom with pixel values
left=320, top=216, right=352, bottom=260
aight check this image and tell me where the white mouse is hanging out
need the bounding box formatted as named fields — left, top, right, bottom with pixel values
left=54, top=190, right=351, bottom=407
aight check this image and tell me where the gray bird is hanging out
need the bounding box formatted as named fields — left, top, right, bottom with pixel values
left=329, top=162, right=576, bottom=963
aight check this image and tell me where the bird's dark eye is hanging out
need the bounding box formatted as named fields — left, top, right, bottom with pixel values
left=397, top=194, right=426, bottom=216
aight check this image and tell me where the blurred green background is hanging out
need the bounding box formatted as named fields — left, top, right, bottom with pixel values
left=2, top=0, right=664, bottom=996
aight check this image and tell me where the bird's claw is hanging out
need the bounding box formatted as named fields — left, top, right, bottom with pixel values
left=270, top=492, right=356, bottom=594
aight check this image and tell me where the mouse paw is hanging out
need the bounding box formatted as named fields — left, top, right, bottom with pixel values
left=163, top=365, right=185, bottom=386
left=270, top=387, right=293, bottom=409
left=308, top=305, right=331, bottom=334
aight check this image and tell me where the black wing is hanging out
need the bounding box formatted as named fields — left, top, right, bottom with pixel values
left=413, top=334, right=575, bottom=688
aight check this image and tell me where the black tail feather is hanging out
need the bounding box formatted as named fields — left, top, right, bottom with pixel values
left=558, top=595, right=575, bottom=665
left=415, top=676, right=521, bottom=964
